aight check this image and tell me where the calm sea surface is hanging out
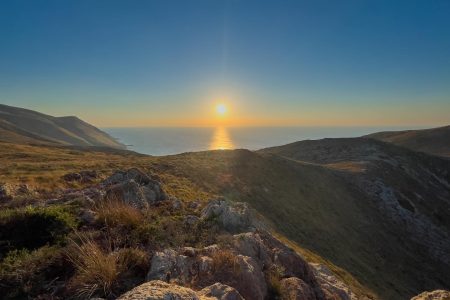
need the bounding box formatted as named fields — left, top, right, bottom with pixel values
left=103, top=126, right=417, bottom=156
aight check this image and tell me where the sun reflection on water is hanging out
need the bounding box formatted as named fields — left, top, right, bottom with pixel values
left=209, top=127, right=234, bottom=150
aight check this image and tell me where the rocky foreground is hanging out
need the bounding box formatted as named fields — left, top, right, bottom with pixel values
left=0, top=168, right=448, bottom=299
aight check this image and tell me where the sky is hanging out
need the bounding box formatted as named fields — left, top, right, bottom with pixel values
left=0, top=0, right=449, bottom=127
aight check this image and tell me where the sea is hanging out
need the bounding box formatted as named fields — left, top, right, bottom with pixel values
left=103, top=126, right=418, bottom=156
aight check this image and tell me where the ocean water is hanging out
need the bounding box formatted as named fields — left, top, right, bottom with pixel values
left=103, top=126, right=414, bottom=156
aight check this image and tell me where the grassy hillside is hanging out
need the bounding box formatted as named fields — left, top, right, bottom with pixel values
left=365, top=125, right=450, bottom=157
left=0, top=142, right=376, bottom=299
left=0, top=104, right=125, bottom=149
left=1, top=140, right=449, bottom=299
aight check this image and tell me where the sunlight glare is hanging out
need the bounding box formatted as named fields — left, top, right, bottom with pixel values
left=216, top=103, right=227, bottom=116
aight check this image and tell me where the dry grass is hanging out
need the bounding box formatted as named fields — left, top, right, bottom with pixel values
left=95, top=197, right=144, bottom=229
left=66, top=237, right=119, bottom=299
left=66, top=235, right=148, bottom=299
left=210, top=249, right=240, bottom=275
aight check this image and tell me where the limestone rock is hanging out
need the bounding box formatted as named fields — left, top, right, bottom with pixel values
left=279, top=277, right=316, bottom=300
left=233, top=231, right=319, bottom=292
left=199, top=283, right=244, bottom=300
left=411, top=290, right=450, bottom=300
left=234, top=254, right=267, bottom=300
left=103, top=168, right=166, bottom=209
left=310, top=263, right=357, bottom=300
left=201, top=199, right=264, bottom=232
left=117, top=280, right=204, bottom=300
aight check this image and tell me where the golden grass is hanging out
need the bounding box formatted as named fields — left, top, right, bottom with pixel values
left=67, top=237, right=120, bottom=299
left=66, top=235, right=148, bottom=299
left=95, top=196, right=144, bottom=229
left=0, top=142, right=211, bottom=201
left=211, top=249, right=240, bottom=274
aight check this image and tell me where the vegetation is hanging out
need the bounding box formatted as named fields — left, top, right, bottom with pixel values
left=0, top=205, right=77, bottom=257
left=66, top=236, right=148, bottom=299
left=3, top=141, right=445, bottom=299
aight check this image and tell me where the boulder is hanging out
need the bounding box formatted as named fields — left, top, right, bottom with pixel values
left=201, top=199, right=264, bottom=232
left=103, top=168, right=153, bottom=186
left=103, top=169, right=166, bottom=209
left=199, top=283, right=244, bottom=300
left=117, top=280, right=204, bottom=300
left=232, top=231, right=319, bottom=293
left=146, top=245, right=267, bottom=299
left=279, top=277, right=316, bottom=300
left=232, top=232, right=271, bottom=267
left=146, top=249, right=194, bottom=285
left=62, top=170, right=99, bottom=183
left=310, top=263, right=356, bottom=300
left=118, top=280, right=244, bottom=300
left=411, top=290, right=450, bottom=300
left=234, top=254, right=267, bottom=300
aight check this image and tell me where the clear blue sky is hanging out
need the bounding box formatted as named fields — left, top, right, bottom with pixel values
left=1, top=0, right=449, bottom=127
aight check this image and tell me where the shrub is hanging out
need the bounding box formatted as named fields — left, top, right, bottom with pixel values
left=66, top=236, right=149, bottom=299
left=266, top=264, right=285, bottom=299
left=95, top=197, right=143, bottom=229
left=0, top=205, right=77, bottom=256
left=0, top=246, right=68, bottom=299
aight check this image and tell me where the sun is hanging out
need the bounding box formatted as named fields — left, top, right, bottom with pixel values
left=216, top=103, right=227, bottom=116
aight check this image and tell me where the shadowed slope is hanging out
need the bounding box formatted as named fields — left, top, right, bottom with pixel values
left=365, top=125, right=450, bottom=157
left=259, top=138, right=450, bottom=299
left=0, top=104, right=125, bottom=149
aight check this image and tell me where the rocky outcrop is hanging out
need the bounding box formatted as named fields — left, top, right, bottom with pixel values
left=411, top=290, right=450, bottom=300
left=144, top=231, right=339, bottom=300
left=310, top=264, right=357, bottom=300
left=103, top=168, right=166, bottom=209
left=118, top=280, right=243, bottom=300
left=141, top=200, right=357, bottom=300
left=117, top=280, right=204, bottom=299
left=280, top=277, right=316, bottom=300
left=200, top=199, right=265, bottom=232
left=198, top=283, right=244, bottom=300
left=62, top=170, right=99, bottom=183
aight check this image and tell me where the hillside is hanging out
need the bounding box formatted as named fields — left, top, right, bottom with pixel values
left=0, top=104, right=125, bottom=149
left=365, top=125, right=450, bottom=157
left=258, top=138, right=450, bottom=298
left=0, top=143, right=373, bottom=300
left=1, top=139, right=449, bottom=299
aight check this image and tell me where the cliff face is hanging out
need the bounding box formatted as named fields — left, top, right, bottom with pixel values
left=0, top=104, right=125, bottom=149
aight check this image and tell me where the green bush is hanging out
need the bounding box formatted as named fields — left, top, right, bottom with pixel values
left=0, top=246, right=68, bottom=299
left=0, top=205, right=77, bottom=257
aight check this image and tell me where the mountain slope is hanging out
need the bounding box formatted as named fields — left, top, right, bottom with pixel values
left=365, top=125, right=450, bottom=157
left=257, top=138, right=450, bottom=299
left=151, top=139, right=450, bottom=299
left=0, top=104, right=125, bottom=149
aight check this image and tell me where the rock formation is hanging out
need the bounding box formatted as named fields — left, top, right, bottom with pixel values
left=411, top=290, right=450, bottom=300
